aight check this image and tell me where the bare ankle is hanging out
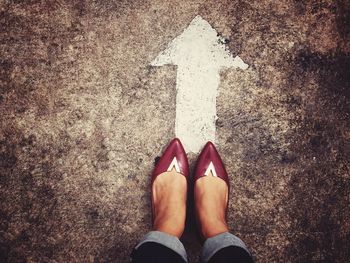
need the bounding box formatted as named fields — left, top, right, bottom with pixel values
left=201, top=219, right=229, bottom=239
left=153, top=216, right=185, bottom=238
left=194, top=177, right=229, bottom=239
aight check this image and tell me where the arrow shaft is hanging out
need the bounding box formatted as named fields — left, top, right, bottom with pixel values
left=175, top=66, right=220, bottom=153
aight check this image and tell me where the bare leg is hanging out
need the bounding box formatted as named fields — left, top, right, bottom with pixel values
left=195, top=173, right=229, bottom=239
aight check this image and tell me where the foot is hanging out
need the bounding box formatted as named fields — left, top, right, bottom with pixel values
left=195, top=171, right=229, bottom=239
left=152, top=168, right=187, bottom=238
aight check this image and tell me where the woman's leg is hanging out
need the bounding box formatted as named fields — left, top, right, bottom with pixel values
left=195, top=176, right=253, bottom=263
left=131, top=138, right=189, bottom=263
left=194, top=143, right=253, bottom=263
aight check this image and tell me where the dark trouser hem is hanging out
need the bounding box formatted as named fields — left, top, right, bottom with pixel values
left=208, top=246, right=254, bottom=263
left=131, top=242, right=186, bottom=263
left=201, top=232, right=253, bottom=263
left=131, top=231, right=187, bottom=262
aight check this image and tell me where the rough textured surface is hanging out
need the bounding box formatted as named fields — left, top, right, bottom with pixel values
left=0, top=0, right=349, bottom=262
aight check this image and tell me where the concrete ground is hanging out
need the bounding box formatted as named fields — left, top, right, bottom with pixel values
left=1, top=0, right=349, bottom=262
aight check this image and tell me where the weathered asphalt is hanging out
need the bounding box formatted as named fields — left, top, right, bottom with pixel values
left=0, top=0, right=349, bottom=262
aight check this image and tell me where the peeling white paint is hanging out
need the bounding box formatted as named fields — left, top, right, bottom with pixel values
left=152, top=16, right=248, bottom=153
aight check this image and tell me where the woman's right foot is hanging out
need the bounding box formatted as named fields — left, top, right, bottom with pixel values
left=194, top=142, right=230, bottom=239
left=153, top=169, right=187, bottom=238
left=151, top=138, right=189, bottom=238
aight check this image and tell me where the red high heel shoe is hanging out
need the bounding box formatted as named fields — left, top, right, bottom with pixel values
left=152, top=138, right=189, bottom=183
left=194, top=142, right=230, bottom=240
left=194, top=141, right=229, bottom=191
left=151, top=138, right=189, bottom=226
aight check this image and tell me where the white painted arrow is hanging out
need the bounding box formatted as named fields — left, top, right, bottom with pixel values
left=151, top=15, right=248, bottom=153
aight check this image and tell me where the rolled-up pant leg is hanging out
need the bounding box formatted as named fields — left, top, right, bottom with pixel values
left=131, top=231, right=253, bottom=263
left=131, top=231, right=187, bottom=263
left=202, top=232, right=254, bottom=263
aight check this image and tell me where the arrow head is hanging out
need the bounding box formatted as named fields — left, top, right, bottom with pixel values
left=151, top=15, right=248, bottom=70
